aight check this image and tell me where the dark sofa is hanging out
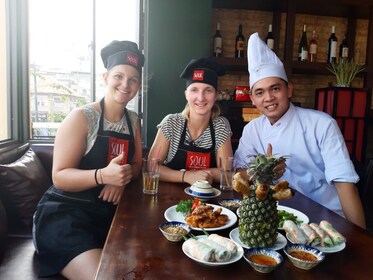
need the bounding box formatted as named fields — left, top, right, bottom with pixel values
left=0, top=143, right=65, bottom=279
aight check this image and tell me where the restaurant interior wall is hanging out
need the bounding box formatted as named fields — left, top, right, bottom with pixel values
left=144, top=0, right=212, bottom=146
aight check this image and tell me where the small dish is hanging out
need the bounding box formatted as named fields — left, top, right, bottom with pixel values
left=218, top=198, right=241, bottom=212
left=243, top=247, right=283, bottom=273
left=283, top=244, right=325, bottom=270
left=184, top=187, right=221, bottom=201
left=159, top=221, right=191, bottom=242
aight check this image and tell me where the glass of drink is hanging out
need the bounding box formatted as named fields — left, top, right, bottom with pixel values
left=142, top=158, right=160, bottom=195
left=220, top=157, right=236, bottom=191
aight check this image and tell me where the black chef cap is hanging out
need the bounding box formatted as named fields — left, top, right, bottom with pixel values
left=100, top=40, right=145, bottom=72
left=180, top=57, right=226, bottom=89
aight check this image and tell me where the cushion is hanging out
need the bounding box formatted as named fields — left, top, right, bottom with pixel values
left=0, top=148, right=52, bottom=232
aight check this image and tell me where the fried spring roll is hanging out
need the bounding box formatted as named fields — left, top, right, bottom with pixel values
left=299, top=223, right=321, bottom=246
left=207, top=234, right=237, bottom=254
left=183, top=238, right=215, bottom=262
left=309, top=223, right=334, bottom=247
left=319, top=220, right=346, bottom=245
left=283, top=220, right=308, bottom=244
left=199, top=238, right=231, bottom=262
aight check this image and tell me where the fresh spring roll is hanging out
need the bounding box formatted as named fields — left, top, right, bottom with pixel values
left=309, top=223, right=334, bottom=247
left=299, top=223, right=321, bottom=246
left=319, top=220, right=346, bottom=245
left=283, top=220, right=308, bottom=244
left=183, top=238, right=215, bottom=262
left=199, top=238, right=231, bottom=262
left=207, top=234, right=237, bottom=255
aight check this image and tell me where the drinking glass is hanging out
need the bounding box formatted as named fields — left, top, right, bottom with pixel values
left=142, top=158, right=160, bottom=195
left=220, top=157, right=236, bottom=191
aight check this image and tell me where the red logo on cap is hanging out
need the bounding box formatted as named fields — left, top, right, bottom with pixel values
left=193, top=70, right=204, bottom=81
left=127, top=53, right=139, bottom=67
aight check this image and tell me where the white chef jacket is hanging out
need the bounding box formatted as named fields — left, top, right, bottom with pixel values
left=234, top=103, right=359, bottom=217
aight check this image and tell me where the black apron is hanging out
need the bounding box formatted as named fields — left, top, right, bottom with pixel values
left=33, top=98, right=135, bottom=277
left=166, top=119, right=216, bottom=170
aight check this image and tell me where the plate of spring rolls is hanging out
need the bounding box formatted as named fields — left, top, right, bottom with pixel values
left=164, top=203, right=237, bottom=231
left=284, top=220, right=346, bottom=253
left=182, top=234, right=244, bottom=266
left=229, top=228, right=288, bottom=251
left=277, top=205, right=309, bottom=230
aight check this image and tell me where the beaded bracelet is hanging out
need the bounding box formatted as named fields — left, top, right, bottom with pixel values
left=94, top=169, right=100, bottom=186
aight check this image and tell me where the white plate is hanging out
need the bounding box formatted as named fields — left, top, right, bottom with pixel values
left=286, top=232, right=346, bottom=253
left=229, top=227, right=287, bottom=251
left=277, top=205, right=309, bottom=230
left=182, top=235, right=244, bottom=266
left=164, top=203, right=237, bottom=231
left=184, top=187, right=221, bottom=201
left=236, top=205, right=309, bottom=230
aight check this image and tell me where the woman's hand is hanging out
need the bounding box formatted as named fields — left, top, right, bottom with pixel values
left=101, top=153, right=133, bottom=187
left=98, top=185, right=124, bottom=205
left=184, top=170, right=213, bottom=185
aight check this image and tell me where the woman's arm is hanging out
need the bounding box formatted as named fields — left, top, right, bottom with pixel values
left=52, top=108, right=98, bottom=191
left=335, top=182, right=366, bottom=229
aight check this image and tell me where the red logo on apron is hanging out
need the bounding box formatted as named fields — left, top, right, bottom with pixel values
left=107, top=137, right=129, bottom=164
left=186, top=151, right=211, bottom=170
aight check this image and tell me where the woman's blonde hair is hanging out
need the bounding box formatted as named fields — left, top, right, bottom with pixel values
left=181, top=102, right=221, bottom=120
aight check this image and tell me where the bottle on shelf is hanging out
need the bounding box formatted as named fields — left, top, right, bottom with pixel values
left=265, top=24, right=274, bottom=50
left=298, top=24, right=308, bottom=61
left=235, top=24, right=245, bottom=58
left=213, top=22, right=223, bottom=57
left=308, top=30, right=318, bottom=62
left=327, top=26, right=338, bottom=63
left=339, top=33, right=349, bottom=61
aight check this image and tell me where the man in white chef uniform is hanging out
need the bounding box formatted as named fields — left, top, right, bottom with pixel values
left=234, top=32, right=366, bottom=229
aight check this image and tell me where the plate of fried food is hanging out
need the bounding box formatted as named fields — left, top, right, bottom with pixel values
left=164, top=200, right=237, bottom=231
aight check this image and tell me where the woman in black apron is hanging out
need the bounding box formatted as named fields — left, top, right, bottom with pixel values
left=33, top=41, right=144, bottom=280
left=148, top=57, right=233, bottom=185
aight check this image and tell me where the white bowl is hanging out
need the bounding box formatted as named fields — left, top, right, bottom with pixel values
left=243, top=247, right=283, bottom=273
left=159, top=221, right=191, bottom=242
left=283, top=244, right=325, bottom=270
left=190, top=180, right=214, bottom=196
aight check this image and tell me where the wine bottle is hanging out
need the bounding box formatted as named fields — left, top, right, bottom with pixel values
left=298, top=24, right=308, bottom=61
left=213, top=22, right=223, bottom=57
left=265, top=24, right=274, bottom=50
left=235, top=24, right=245, bottom=58
left=308, top=30, right=318, bottom=62
left=327, top=26, right=338, bottom=63
left=339, top=33, right=349, bottom=61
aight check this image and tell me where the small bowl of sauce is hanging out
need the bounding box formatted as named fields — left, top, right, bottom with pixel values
left=283, top=244, right=325, bottom=270
left=243, top=248, right=283, bottom=273
left=159, top=221, right=191, bottom=242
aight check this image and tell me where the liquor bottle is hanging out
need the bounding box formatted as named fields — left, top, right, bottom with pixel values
left=339, top=33, right=349, bottom=61
left=298, top=24, right=308, bottom=61
left=308, top=30, right=318, bottom=62
left=265, top=24, right=274, bottom=50
left=235, top=24, right=245, bottom=58
left=327, top=26, right=338, bottom=63
left=213, top=22, right=223, bottom=57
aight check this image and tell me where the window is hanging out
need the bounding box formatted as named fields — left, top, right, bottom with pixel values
left=0, top=0, right=9, bottom=142
left=28, top=0, right=141, bottom=139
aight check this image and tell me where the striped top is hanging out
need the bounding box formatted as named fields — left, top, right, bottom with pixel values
left=157, top=113, right=232, bottom=164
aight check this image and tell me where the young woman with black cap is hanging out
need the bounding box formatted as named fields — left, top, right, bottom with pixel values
left=32, top=40, right=144, bottom=279
left=148, top=57, right=233, bottom=185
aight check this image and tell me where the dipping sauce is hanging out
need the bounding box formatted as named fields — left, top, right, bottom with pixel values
left=249, top=254, right=277, bottom=266
left=289, top=250, right=318, bottom=262
left=163, top=226, right=188, bottom=235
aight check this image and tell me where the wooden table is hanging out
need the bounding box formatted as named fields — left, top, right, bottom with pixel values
left=96, top=180, right=373, bottom=279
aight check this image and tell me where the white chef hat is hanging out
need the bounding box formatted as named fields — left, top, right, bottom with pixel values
left=247, top=32, right=288, bottom=89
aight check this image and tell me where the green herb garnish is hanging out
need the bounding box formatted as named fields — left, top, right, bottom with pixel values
left=176, top=199, right=193, bottom=216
